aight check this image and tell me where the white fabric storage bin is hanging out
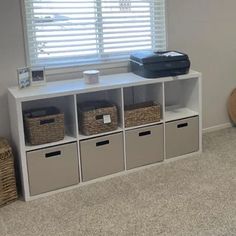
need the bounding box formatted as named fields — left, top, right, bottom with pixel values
left=27, top=142, right=79, bottom=196
left=80, top=133, right=124, bottom=181
left=165, top=116, right=199, bottom=159
left=125, top=124, right=164, bottom=170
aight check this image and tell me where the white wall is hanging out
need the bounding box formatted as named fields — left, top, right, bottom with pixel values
left=166, top=0, right=236, bottom=129
left=1, top=0, right=236, bottom=139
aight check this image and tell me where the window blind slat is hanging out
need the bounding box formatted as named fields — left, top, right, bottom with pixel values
left=29, top=22, right=158, bottom=31
left=24, top=0, right=166, bottom=67
left=33, top=38, right=153, bottom=49
left=29, top=5, right=161, bottom=9
left=31, top=33, right=164, bottom=43
left=28, top=30, right=162, bottom=38
left=29, top=42, right=152, bottom=55
left=33, top=35, right=161, bottom=44
left=31, top=20, right=154, bottom=27
left=26, top=15, right=165, bottom=22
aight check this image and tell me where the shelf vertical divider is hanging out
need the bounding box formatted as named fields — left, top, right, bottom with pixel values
left=121, top=87, right=127, bottom=171
left=162, top=82, right=166, bottom=160
left=74, top=94, right=83, bottom=183
left=8, top=94, right=30, bottom=200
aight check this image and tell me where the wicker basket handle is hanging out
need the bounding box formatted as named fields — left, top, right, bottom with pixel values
left=96, top=115, right=103, bottom=120
left=40, top=118, right=55, bottom=125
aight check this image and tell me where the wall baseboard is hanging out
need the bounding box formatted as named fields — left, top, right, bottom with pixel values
left=203, top=122, right=232, bottom=134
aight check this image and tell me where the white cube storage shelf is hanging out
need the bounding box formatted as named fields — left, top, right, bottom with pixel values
left=8, top=70, right=202, bottom=201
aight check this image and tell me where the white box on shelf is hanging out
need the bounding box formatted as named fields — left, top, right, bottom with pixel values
left=83, top=70, right=99, bottom=84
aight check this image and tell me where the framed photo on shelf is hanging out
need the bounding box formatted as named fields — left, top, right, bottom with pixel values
left=17, top=67, right=31, bottom=89
left=30, top=67, right=46, bottom=86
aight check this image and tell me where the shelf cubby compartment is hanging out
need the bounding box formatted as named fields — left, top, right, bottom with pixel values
left=164, top=78, right=199, bottom=122
left=22, top=95, right=77, bottom=150
left=123, top=83, right=164, bottom=128
left=76, top=88, right=123, bottom=138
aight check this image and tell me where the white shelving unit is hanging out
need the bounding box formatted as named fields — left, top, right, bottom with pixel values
left=8, top=70, right=202, bottom=201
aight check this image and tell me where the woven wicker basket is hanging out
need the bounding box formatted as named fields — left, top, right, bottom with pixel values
left=24, top=107, right=65, bottom=145
left=0, top=138, right=17, bottom=207
left=78, top=101, right=118, bottom=135
left=124, top=101, right=161, bottom=127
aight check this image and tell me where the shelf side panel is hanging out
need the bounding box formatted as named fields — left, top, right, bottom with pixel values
left=8, top=92, right=30, bottom=200
left=182, top=77, right=199, bottom=113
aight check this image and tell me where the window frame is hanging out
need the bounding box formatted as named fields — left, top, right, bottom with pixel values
left=20, top=0, right=167, bottom=74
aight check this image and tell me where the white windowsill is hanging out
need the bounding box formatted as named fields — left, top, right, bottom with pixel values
left=45, top=60, right=130, bottom=77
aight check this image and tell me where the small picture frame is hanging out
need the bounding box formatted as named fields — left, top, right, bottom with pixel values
left=30, top=67, right=46, bottom=86
left=17, top=67, right=31, bottom=89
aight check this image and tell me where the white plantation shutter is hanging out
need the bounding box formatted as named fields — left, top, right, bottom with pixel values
left=23, top=0, right=166, bottom=67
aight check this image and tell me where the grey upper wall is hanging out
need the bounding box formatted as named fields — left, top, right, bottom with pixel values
left=0, top=0, right=235, bottom=138
left=166, top=0, right=236, bottom=129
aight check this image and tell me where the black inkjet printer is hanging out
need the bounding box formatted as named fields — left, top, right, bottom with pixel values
left=130, top=51, right=191, bottom=78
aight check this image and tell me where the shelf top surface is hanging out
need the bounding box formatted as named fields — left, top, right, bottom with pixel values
left=9, top=70, right=201, bottom=102
left=25, top=135, right=77, bottom=152
left=165, top=107, right=199, bottom=122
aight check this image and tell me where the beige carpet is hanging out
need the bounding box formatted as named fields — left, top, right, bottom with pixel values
left=1, top=128, right=236, bottom=236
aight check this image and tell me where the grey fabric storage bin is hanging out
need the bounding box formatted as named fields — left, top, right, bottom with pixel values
left=125, top=124, right=164, bottom=170
left=27, top=143, right=79, bottom=196
left=80, top=133, right=124, bottom=181
left=165, top=116, right=199, bottom=159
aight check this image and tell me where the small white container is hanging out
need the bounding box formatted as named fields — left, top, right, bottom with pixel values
left=83, top=70, right=99, bottom=84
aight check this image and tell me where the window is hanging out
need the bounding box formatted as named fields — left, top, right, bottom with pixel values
left=23, top=0, right=166, bottom=68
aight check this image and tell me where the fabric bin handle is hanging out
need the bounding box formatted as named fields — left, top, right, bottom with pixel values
left=96, top=140, right=110, bottom=147
left=177, top=123, right=188, bottom=128
left=139, top=131, right=151, bottom=137
left=45, top=151, right=61, bottom=158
